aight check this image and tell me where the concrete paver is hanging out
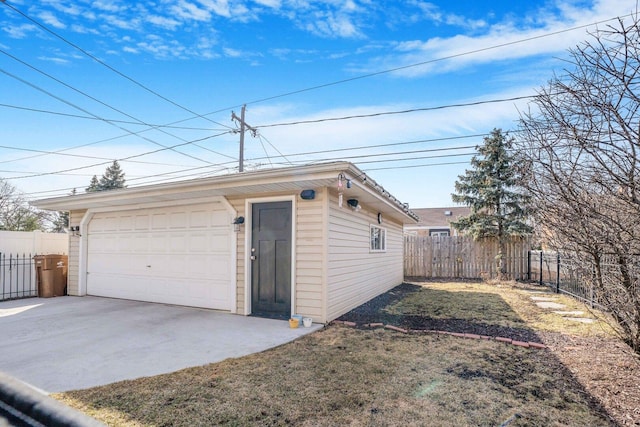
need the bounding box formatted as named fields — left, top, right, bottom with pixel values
left=535, top=301, right=567, bottom=309
left=0, top=296, right=321, bottom=393
left=565, top=317, right=596, bottom=324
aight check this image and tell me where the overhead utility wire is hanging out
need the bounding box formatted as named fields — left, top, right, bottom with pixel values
left=12, top=133, right=492, bottom=197
left=252, top=134, right=489, bottom=159
left=0, top=66, right=215, bottom=165
left=1, top=0, right=232, bottom=131
left=21, top=145, right=476, bottom=197
left=14, top=138, right=482, bottom=199
left=8, top=130, right=234, bottom=180
left=0, top=49, right=229, bottom=164
left=256, top=133, right=293, bottom=166
left=0, top=143, right=201, bottom=168
left=267, top=151, right=475, bottom=167
left=255, top=97, right=533, bottom=128
left=197, top=13, right=633, bottom=117
left=18, top=163, right=239, bottom=201
left=0, top=102, right=226, bottom=131
left=364, top=161, right=471, bottom=172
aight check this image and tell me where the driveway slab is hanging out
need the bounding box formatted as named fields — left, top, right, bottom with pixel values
left=0, top=296, right=321, bottom=393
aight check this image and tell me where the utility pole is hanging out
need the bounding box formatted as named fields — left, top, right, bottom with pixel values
left=231, top=105, right=257, bottom=172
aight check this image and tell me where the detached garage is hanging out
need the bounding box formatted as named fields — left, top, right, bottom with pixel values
left=33, top=162, right=418, bottom=324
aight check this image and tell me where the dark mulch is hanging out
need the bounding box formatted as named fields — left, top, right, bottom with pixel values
left=336, top=283, right=541, bottom=343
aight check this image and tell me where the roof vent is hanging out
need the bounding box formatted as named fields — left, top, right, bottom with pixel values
left=444, top=210, right=452, bottom=216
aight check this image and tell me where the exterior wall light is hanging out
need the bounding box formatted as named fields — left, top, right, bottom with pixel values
left=347, top=199, right=361, bottom=211
left=233, top=216, right=245, bottom=232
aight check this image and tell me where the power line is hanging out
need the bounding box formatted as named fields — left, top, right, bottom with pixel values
left=256, top=133, right=293, bottom=166
left=9, top=132, right=494, bottom=197
left=0, top=102, right=226, bottom=131
left=1, top=0, right=233, bottom=131
left=244, top=134, right=488, bottom=163
left=10, top=133, right=487, bottom=199
left=0, top=65, right=223, bottom=166
left=196, top=13, right=633, bottom=118
left=7, top=130, right=234, bottom=180
left=364, top=161, right=471, bottom=172
left=0, top=143, right=202, bottom=168
left=255, top=98, right=532, bottom=128
left=0, top=49, right=229, bottom=164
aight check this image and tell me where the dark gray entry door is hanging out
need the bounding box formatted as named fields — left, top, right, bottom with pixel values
left=251, top=201, right=292, bottom=319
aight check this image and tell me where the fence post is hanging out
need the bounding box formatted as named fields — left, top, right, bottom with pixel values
left=539, top=251, right=543, bottom=286
left=556, top=252, right=560, bottom=294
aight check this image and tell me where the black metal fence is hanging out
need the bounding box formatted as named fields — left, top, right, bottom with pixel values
left=0, top=253, right=36, bottom=302
left=528, top=250, right=605, bottom=309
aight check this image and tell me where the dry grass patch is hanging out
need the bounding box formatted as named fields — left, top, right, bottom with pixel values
left=55, top=280, right=639, bottom=426
left=403, top=281, right=615, bottom=337
left=57, top=326, right=611, bottom=427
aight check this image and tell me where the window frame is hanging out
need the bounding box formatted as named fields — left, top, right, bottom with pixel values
left=429, top=229, right=450, bottom=237
left=370, top=224, right=387, bottom=252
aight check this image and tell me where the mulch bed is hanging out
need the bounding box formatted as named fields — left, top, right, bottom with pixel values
left=336, top=282, right=540, bottom=343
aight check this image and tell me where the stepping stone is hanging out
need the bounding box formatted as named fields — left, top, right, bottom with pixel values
left=531, top=296, right=556, bottom=301
left=566, top=317, right=596, bottom=324
left=553, top=311, right=585, bottom=316
left=536, top=301, right=567, bottom=309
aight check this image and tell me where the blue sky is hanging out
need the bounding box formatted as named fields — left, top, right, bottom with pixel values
left=0, top=0, right=636, bottom=209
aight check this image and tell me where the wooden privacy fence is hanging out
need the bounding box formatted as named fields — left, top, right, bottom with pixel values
left=404, top=235, right=532, bottom=280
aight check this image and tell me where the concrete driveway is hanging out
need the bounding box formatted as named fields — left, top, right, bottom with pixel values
left=0, top=296, right=321, bottom=393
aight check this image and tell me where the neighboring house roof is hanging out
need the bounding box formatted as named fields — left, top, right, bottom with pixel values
left=32, top=161, right=419, bottom=224
left=408, top=206, right=471, bottom=229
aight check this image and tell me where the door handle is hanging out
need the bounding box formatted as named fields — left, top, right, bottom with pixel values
left=250, top=255, right=257, bottom=261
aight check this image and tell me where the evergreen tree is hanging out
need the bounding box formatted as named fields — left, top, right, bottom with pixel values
left=98, top=160, right=126, bottom=191
left=85, top=161, right=127, bottom=193
left=86, top=175, right=100, bottom=192
left=51, top=211, right=69, bottom=232
left=451, top=128, right=532, bottom=278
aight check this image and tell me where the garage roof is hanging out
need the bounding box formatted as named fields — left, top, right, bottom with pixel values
left=32, top=162, right=419, bottom=224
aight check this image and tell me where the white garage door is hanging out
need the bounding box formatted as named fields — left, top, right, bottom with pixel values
left=86, top=202, right=233, bottom=310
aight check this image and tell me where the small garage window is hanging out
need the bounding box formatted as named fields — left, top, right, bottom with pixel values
left=370, top=225, right=386, bottom=252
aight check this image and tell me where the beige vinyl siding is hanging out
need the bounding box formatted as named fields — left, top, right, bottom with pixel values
left=326, top=191, right=404, bottom=321
left=67, top=209, right=86, bottom=296
left=227, top=197, right=246, bottom=315
left=294, top=188, right=325, bottom=321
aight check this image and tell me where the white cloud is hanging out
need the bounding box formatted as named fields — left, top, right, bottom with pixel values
left=37, top=11, right=66, bottom=29
left=254, top=0, right=281, bottom=9
left=3, top=24, right=38, bottom=39
left=102, top=14, right=140, bottom=30
left=171, top=1, right=212, bottom=22
left=304, top=10, right=363, bottom=38
left=70, top=24, right=100, bottom=35
left=223, top=47, right=243, bottom=57
left=91, top=1, right=126, bottom=13
left=408, top=0, right=487, bottom=30
left=198, top=0, right=231, bottom=18
left=147, top=15, right=181, bottom=30
left=359, top=0, right=637, bottom=78
left=37, top=56, right=70, bottom=65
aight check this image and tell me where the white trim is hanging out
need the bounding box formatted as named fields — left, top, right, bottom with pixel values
left=80, top=196, right=225, bottom=214
left=369, top=224, right=387, bottom=252
left=244, top=195, right=297, bottom=317
left=218, top=197, right=238, bottom=314
left=78, top=210, right=94, bottom=296
left=321, top=187, right=329, bottom=324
